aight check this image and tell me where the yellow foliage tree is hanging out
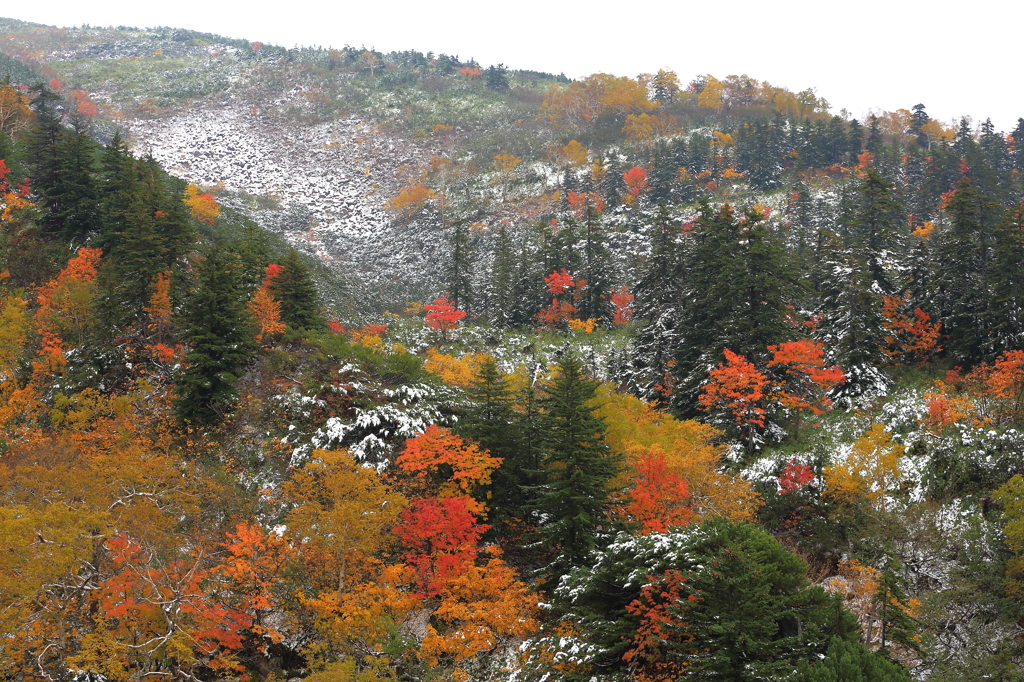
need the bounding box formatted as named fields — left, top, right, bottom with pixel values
left=424, top=348, right=490, bottom=388
left=824, top=424, right=904, bottom=510
left=560, top=140, right=589, bottom=167
left=591, top=386, right=760, bottom=522
left=697, top=76, right=725, bottom=111
left=183, top=184, right=220, bottom=225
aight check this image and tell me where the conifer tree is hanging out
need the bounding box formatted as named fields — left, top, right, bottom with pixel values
left=457, top=358, right=534, bottom=528
left=445, top=221, right=473, bottom=313
left=272, top=249, right=323, bottom=331
left=486, top=224, right=515, bottom=327
left=798, top=638, right=912, bottom=681
left=630, top=206, right=685, bottom=400
left=672, top=202, right=798, bottom=417
left=934, top=175, right=1003, bottom=362
left=983, top=204, right=1024, bottom=357
left=535, top=354, right=620, bottom=577
left=175, top=245, right=256, bottom=424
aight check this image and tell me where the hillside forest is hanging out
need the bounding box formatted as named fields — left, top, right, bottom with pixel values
left=2, top=17, right=1024, bottom=682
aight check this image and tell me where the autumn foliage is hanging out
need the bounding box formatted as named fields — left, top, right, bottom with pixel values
left=183, top=183, right=220, bottom=224
left=424, top=295, right=467, bottom=341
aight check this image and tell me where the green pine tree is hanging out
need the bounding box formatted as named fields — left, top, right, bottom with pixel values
left=457, top=358, right=534, bottom=530
left=535, top=354, right=621, bottom=578
left=175, top=245, right=257, bottom=425
left=273, top=249, right=323, bottom=331
left=798, top=638, right=912, bottom=681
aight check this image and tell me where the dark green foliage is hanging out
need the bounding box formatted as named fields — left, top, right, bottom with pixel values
left=797, top=638, right=912, bottom=681
left=629, top=206, right=686, bottom=401
left=873, top=555, right=920, bottom=656
left=175, top=245, right=257, bottom=425
left=854, top=168, right=904, bottom=292
left=672, top=202, right=799, bottom=417
left=552, top=519, right=861, bottom=680
left=457, top=358, right=534, bottom=529
left=445, top=222, right=473, bottom=312
left=99, top=155, right=194, bottom=326
left=535, top=354, right=620, bottom=578
left=273, top=250, right=323, bottom=331
left=983, top=205, right=1024, bottom=356
left=934, top=176, right=1004, bottom=363
left=484, top=64, right=510, bottom=91
left=576, top=209, right=614, bottom=321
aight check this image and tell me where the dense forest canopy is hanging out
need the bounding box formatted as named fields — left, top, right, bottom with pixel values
left=1, top=17, right=1024, bottom=682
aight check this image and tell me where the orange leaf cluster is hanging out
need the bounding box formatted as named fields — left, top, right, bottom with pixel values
left=248, top=285, right=285, bottom=344
left=385, top=182, right=435, bottom=217
left=566, top=190, right=605, bottom=219
left=881, top=294, right=942, bottom=365
left=183, top=184, right=219, bottom=225
left=698, top=348, right=768, bottom=429
left=610, top=286, right=635, bottom=325
left=620, top=449, right=692, bottom=534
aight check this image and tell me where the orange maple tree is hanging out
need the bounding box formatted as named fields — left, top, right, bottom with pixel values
left=622, top=166, right=649, bottom=203
left=766, top=339, right=844, bottom=439
left=620, top=447, right=692, bottom=534
left=34, top=247, right=103, bottom=371
left=698, top=348, right=769, bottom=451
left=424, top=295, right=467, bottom=342
left=566, top=190, right=606, bottom=220
left=881, top=295, right=942, bottom=365
left=395, top=424, right=501, bottom=510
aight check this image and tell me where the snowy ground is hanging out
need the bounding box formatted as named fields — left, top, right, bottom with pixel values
left=123, top=99, right=428, bottom=268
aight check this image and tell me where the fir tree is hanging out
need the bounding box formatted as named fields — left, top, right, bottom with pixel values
left=798, top=638, right=912, bottom=681
left=175, top=245, right=256, bottom=425
left=273, top=249, right=323, bottom=331
left=535, top=354, right=620, bottom=578
left=983, top=204, right=1024, bottom=356
left=445, top=221, right=473, bottom=313
left=934, top=175, right=1003, bottom=363
left=672, top=202, right=798, bottom=417
left=457, top=358, right=533, bottom=529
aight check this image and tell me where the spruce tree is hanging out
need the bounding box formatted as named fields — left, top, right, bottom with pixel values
left=175, top=245, right=256, bottom=425
left=273, top=249, right=323, bottom=331
left=535, top=354, right=620, bottom=578
left=984, top=205, right=1024, bottom=356
left=671, top=202, right=798, bottom=417
left=798, top=638, right=912, bottom=681
left=445, top=221, right=473, bottom=313
left=934, top=175, right=1003, bottom=363
left=457, top=358, right=533, bottom=529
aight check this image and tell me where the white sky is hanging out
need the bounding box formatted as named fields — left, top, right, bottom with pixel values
left=4, top=1, right=1022, bottom=132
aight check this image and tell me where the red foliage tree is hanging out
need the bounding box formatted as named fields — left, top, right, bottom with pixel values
left=622, top=449, right=692, bottom=534
left=622, top=166, right=649, bottom=202
left=544, top=269, right=574, bottom=295
left=424, top=295, right=467, bottom=342
left=610, top=286, right=635, bottom=325
left=698, top=348, right=769, bottom=452
left=393, top=496, right=489, bottom=597
left=778, top=458, right=815, bottom=493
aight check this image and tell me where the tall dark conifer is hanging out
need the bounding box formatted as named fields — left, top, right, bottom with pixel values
left=535, top=354, right=620, bottom=579
left=175, top=245, right=256, bottom=425
left=273, top=250, right=323, bottom=331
